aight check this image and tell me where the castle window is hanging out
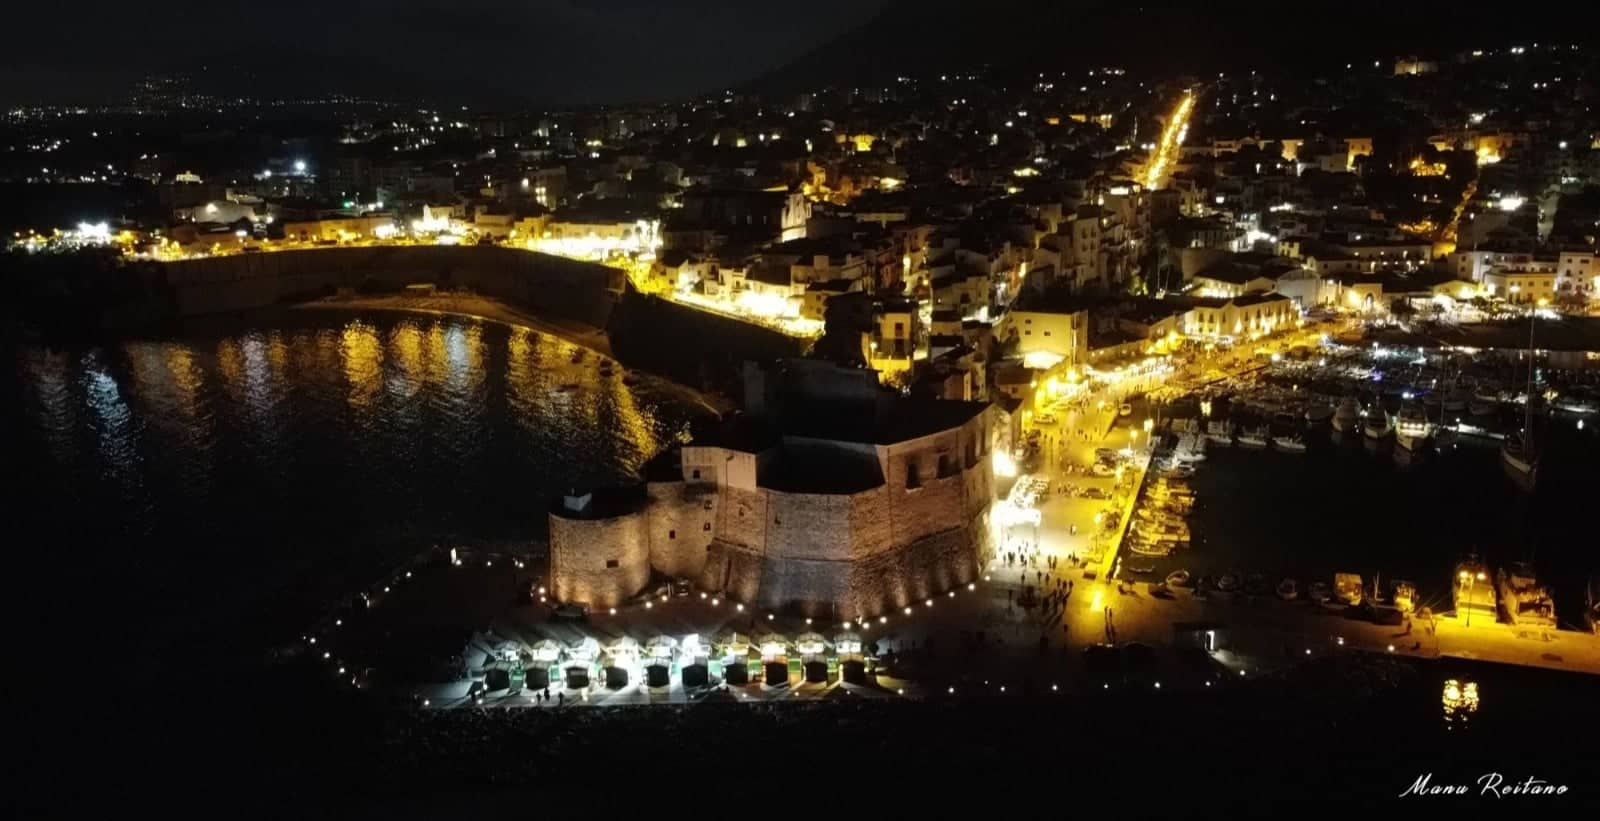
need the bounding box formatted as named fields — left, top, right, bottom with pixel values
left=691, top=469, right=701, bottom=480
left=905, top=460, right=922, bottom=489
left=605, top=559, right=619, bottom=569
left=669, top=530, right=676, bottom=540
left=774, top=517, right=781, bottom=526
left=703, top=522, right=712, bottom=531
left=703, top=500, right=713, bottom=511
left=938, top=452, right=958, bottom=478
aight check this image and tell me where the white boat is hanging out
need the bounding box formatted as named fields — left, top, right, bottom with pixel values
left=1501, top=314, right=1540, bottom=492
left=1501, top=432, right=1537, bottom=491
left=1362, top=408, right=1393, bottom=442
left=1205, top=420, right=1233, bottom=445
left=1237, top=427, right=1268, bottom=449
left=1271, top=434, right=1306, bottom=453
left=1331, top=397, right=1361, bottom=434
left=1394, top=400, right=1432, bottom=452
left=1497, top=562, right=1556, bottom=629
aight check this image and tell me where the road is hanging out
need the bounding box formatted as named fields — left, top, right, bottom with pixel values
left=1144, top=89, right=1197, bottom=191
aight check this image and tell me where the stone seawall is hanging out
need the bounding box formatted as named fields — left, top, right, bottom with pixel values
left=607, top=290, right=809, bottom=394
left=156, top=246, right=621, bottom=328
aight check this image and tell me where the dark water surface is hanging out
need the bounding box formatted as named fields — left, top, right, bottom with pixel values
left=1168, top=428, right=1597, bottom=626
left=5, top=309, right=705, bottom=677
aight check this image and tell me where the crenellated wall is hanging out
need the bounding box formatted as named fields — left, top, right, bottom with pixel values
left=550, top=405, right=997, bottom=617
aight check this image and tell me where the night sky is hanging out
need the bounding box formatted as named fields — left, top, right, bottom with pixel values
left=0, top=0, right=891, bottom=106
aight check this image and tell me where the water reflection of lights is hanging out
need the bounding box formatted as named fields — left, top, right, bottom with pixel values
left=1442, top=678, right=1480, bottom=726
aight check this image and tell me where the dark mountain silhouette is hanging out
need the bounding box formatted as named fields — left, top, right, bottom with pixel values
left=745, top=0, right=1596, bottom=95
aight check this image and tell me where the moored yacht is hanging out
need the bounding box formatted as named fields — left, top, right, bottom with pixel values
left=1331, top=397, right=1361, bottom=434
left=1394, top=400, right=1432, bottom=452
left=1496, top=562, right=1556, bottom=629
left=1236, top=426, right=1268, bottom=449
left=1271, top=433, right=1306, bottom=453
left=1205, top=419, right=1233, bottom=445
left=1363, top=406, right=1394, bottom=442
left=1305, top=402, right=1334, bottom=425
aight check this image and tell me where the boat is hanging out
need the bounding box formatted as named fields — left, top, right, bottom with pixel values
left=1443, top=388, right=1469, bottom=413
left=1362, top=408, right=1393, bottom=442
left=1308, top=581, right=1331, bottom=603
left=1271, top=433, right=1307, bottom=453
left=1394, top=400, right=1432, bottom=451
left=1452, top=555, right=1496, bottom=623
left=1468, top=397, right=1497, bottom=417
left=1333, top=573, right=1364, bottom=606
left=1236, top=426, right=1268, bottom=449
left=1496, top=562, right=1556, bottom=629
left=1391, top=581, right=1417, bottom=613
left=1501, top=432, right=1538, bottom=491
left=1305, top=403, right=1334, bottom=425
left=1331, top=397, right=1361, bottom=434
left=1165, top=569, right=1192, bottom=587
left=1216, top=573, right=1240, bottom=593
left=1205, top=420, right=1233, bottom=445
left=1276, top=578, right=1299, bottom=601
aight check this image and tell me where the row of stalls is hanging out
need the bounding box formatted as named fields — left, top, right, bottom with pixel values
left=494, top=632, right=869, bottom=692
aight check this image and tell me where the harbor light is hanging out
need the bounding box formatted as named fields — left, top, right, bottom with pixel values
left=1388, top=644, right=1396, bottom=652
left=645, top=601, right=653, bottom=609
left=879, top=616, right=888, bottom=624
left=968, top=583, right=976, bottom=591
left=925, top=599, right=934, bottom=607
left=609, top=608, right=616, bottom=615
left=904, top=606, right=913, bottom=615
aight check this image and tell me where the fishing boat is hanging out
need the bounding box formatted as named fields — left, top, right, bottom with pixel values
left=1334, top=573, right=1364, bottom=606
left=1391, top=580, right=1417, bottom=613
left=1496, top=562, right=1556, bottom=629
left=1452, top=555, right=1496, bottom=623
left=1276, top=578, right=1299, bottom=601
left=1331, top=397, right=1361, bottom=434
left=1271, top=433, right=1307, bottom=453
left=1394, top=400, right=1432, bottom=451
left=1236, top=426, right=1268, bottom=449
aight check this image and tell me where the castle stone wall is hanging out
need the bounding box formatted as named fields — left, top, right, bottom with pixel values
left=549, top=510, right=650, bottom=608
left=645, top=481, right=717, bottom=580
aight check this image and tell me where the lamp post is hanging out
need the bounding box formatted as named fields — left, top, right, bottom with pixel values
left=1458, top=569, right=1486, bottom=626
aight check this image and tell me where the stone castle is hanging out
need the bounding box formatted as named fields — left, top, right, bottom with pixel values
left=550, top=359, right=998, bottom=619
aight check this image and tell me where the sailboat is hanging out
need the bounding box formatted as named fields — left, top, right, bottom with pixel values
left=1501, top=312, right=1538, bottom=491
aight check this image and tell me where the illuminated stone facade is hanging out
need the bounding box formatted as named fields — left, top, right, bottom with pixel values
left=549, top=361, right=998, bottom=617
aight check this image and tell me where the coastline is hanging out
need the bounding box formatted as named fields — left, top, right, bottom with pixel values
left=291, top=292, right=733, bottom=416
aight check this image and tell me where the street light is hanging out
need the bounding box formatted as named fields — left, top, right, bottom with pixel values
left=1458, top=570, right=1486, bottom=626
